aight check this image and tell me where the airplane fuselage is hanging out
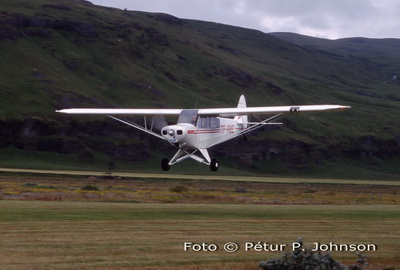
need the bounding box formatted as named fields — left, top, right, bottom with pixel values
left=161, top=117, right=244, bottom=149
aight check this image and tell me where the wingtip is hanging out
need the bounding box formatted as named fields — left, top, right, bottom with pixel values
left=56, top=109, right=70, bottom=114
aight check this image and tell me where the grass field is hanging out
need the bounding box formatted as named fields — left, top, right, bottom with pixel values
left=0, top=202, right=399, bottom=269
left=1, top=168, right=400, bottom=186
left=0, top=172, right=399, bottom=269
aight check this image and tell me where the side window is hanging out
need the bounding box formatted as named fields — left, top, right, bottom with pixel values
left=210, top=117, right=220, bottom=129
left=198, top=116, right=220, bottom=129
left=199, top=117, right=206, bottom=128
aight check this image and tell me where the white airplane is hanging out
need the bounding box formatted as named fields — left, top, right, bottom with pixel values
left=56, top=95, right=350, bottom=171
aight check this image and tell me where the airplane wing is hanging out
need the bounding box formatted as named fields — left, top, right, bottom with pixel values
left=56, top=108, right=182, bottom=115
left=56, top=105, right=351, bottom=116
left=198, top=105, right=350, bottom=117
left=56, top=108, right=182, bottom=140
left=56, top=105, right=350, bottom=116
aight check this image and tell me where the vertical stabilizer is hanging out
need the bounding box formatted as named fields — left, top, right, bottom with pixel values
left=234, top=95, right=248, bottom=128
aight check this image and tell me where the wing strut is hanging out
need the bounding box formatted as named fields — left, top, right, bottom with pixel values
left=209, top=113, right=284, bottom=148
left=107, top=115, right=165, bottom=140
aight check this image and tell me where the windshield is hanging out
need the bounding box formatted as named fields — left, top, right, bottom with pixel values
left=178, top=109, right=199, bottom=125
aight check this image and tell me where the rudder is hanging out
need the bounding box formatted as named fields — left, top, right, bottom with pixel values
left=235, top=95, right=248, bottom=128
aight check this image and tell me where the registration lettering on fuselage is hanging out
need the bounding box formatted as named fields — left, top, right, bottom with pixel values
left=220, top=124, right=235, bottom=134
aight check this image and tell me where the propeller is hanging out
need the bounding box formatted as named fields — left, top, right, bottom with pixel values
left=152, top=115, right=168, bottom=131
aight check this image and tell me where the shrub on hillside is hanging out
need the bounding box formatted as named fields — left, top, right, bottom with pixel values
left=259, top=238, right=367, bottom=270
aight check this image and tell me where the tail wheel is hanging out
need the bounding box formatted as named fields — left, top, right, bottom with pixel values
left=161, top=158, right=170, bottom=171
left=210, top=159, right=219, bottom=171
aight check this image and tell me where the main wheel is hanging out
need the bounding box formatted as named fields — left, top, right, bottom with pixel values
left=210, top=159, right=219, bottom=171
left=161, top=158, right=170, bottom=171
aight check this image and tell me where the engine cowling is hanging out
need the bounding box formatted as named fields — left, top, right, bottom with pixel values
left=161, top=125, right=187, bottom=147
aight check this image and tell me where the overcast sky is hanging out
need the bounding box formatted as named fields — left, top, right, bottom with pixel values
left=90, top=0, right=400, bottom=39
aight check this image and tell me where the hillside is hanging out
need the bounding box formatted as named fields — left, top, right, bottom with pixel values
left=1, top=0, right=400, bottom=178
left=270, top=32, right=400, bottom=56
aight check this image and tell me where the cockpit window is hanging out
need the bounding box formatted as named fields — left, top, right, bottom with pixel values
left=178, top=109, right=199, bottom=125
left=198, top=116, right=220, bottom=129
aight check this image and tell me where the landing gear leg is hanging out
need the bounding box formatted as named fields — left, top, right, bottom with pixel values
left=161, top=158, right=170, bottom=171
left=210, top=159, right=219, bottom=171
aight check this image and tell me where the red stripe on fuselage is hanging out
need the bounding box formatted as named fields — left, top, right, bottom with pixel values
left=188, top=129, right=220, bottom=134
left=187, top=128, right=244, bottom=135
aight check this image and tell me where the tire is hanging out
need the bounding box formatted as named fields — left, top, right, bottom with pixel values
left=210, top=159, right=219, bottom=171
left=161, top=158, right=170, bottom=171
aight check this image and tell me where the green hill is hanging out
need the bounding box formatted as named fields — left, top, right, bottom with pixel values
left=1, top=0, right=400, bottom=179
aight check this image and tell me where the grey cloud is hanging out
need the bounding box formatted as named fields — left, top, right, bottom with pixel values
left=90, top=0, right=400, bottom=39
